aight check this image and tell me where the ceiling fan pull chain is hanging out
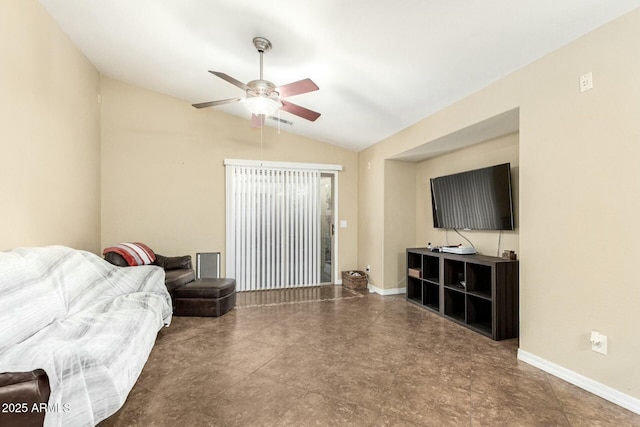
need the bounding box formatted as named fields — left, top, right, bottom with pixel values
left=260, top=123, right=264, bottom=160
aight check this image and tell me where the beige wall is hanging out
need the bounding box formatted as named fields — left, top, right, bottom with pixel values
left=100, top=77, right=358, bottom=278
left=518, top=10, right=640, bottom=398
left=0, top=0, right=101, bottom=252
left=359, top=9, right=640, bottom=400
left=381, top=160, right=416, bottom=291
left=358, top=148, right=386, bottom=288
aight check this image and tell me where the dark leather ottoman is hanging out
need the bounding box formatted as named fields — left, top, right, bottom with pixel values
left=173, top=278, right=236, bottom=317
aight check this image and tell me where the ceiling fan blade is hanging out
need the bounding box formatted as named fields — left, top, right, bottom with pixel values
left=192, top=97, right=243, bottom=109
left=209, top=71, right=249, bottom=91
left=251, top=114, right=265, bottom=128
left=276, top=78, right=319, bottom=98
left=280, top=100, right=321, bottom=122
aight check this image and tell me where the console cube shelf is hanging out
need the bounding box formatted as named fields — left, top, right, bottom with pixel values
left=406, top=248, right=519, bottom=340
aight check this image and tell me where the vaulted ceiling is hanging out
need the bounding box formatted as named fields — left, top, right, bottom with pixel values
left=39, top=0, right=640, bottom=151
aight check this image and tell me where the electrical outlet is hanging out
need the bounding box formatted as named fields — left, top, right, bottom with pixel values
left=365, top=265, right=371, bottom=272
left=590, top=330, right=608, bottom=355
left=580, top=72, right=593, bottom=92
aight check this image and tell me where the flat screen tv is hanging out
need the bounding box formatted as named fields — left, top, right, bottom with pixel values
left=430, top=163, right=514, bottom=230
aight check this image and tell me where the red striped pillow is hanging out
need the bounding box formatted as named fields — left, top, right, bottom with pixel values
left=102, top=242, right=156, bottom=266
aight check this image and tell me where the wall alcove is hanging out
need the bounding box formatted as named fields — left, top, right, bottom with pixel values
left=378, top=108, right=520, bottom=295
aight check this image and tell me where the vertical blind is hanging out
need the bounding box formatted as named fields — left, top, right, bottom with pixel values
left=226, top=164, right=322, bottom=291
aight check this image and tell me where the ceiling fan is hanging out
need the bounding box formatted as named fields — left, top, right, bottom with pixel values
left=193, top=37, right=321, bottom=127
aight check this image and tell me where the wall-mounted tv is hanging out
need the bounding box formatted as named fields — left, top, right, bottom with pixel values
left=430, top=163, right=514, bottom=230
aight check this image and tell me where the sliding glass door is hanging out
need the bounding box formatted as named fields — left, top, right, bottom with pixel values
left=225, top=160, right=340, bottom=292
left=320, top=174, right=334, bottom=284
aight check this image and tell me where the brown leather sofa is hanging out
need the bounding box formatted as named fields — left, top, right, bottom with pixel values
left=103, top=252, right=196, bottom=304
left=0, top=370, right=50, bottom=427
left=104, top=252, right=235, bottom=317
left=154, top=254, right=196, bottom=294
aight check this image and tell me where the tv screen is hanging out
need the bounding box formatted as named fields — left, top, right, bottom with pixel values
left=430, top=163, right=514, bottom=230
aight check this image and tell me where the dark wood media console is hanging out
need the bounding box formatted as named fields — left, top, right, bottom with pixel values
left=406, top=248, right=519, bottom=340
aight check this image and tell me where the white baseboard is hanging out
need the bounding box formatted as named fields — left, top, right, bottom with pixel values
left=367, top=284, right=406, bottom=296
left=517, top=349, right=640, bottom=415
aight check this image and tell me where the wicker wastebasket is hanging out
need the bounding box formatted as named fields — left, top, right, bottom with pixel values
left=342, top=270, right=368, bottom=290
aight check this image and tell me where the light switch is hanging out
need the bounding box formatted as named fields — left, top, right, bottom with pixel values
left=339, top=220, right=347, bottom=228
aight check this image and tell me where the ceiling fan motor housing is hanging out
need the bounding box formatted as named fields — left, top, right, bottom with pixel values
left=247, top=79, right=278, bottom=97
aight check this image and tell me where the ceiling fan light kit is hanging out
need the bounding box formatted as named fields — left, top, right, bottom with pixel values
left=243, top=96, right=282, bottom=117
left=193, top=37, right=320, bottom=126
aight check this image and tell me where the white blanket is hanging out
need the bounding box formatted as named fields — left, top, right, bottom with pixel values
left=0, top=246, right=172, bottom=426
